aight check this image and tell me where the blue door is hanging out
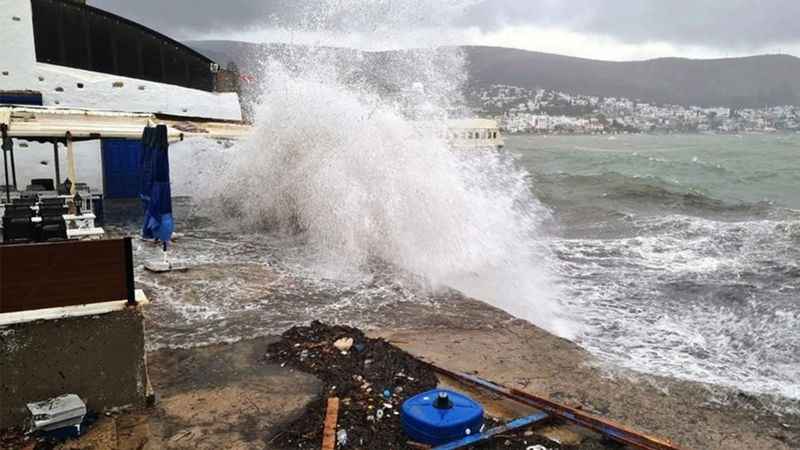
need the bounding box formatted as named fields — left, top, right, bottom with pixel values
left=101, top=139, right=143, bottom=199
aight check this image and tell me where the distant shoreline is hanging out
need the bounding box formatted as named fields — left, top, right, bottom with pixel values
left=502, top=130, right=800, bottom=137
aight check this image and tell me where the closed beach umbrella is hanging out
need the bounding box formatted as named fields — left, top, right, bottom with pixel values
left=139, top=125, right=174, bottom=246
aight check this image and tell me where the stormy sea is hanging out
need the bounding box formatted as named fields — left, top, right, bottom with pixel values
left=515, top=133, right=800, bottom=406
left=127, top=131, right=800, bottom=414
left=118, top=0, right=800, bottom=415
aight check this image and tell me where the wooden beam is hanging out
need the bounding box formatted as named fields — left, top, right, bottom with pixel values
left=322, top=397, right=340, bottom=450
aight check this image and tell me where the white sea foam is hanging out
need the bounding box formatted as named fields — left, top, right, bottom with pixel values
left=555, top=213, right=800, bottom=403
left=172, top=1, right=571, bottom=337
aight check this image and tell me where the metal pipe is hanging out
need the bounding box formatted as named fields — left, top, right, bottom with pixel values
left=9, top=137, right=16, bottom=189
left=1, top=124, right=10, bottom=203
left=427, top=364, right=686, bottom=450
left=124, top=237, right=136, bottom=307
left=432, top=412, right=549, bottom=450
left=53, top=142, right=61, bottom=186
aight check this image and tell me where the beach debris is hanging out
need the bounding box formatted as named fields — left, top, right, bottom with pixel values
left=26, top=394, right=86, bottom=434
left=334, top=337, right=354, bottom=352
left=265, top=322, right=438, bottom=449
left=337, top=429, right=348, bottom=446
left=322, top=397, right=340, bottom=450
left=264, top=322, right=590, bottom=449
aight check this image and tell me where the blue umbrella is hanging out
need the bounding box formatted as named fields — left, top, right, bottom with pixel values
left=139, top=125, right=174, bottom=247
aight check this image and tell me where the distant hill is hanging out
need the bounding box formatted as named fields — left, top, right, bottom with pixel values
left=188, top=40, right=800, bottom=108
left=463, top=46, right=800, bottom=108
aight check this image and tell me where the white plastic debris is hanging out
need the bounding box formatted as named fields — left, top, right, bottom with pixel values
left=337, top=429, right=348, bottom=446
left=333, top=337, right=354, bottom=352
left=27, top=394, right=86, bottom=433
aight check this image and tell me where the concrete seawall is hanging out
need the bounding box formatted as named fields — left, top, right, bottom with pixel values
left=0, top=307, right=149, bottom=428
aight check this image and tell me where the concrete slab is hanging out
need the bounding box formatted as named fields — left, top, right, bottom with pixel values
left=41, top=337, right=322, bottom=450
left=0, top=307, right=149, bottom=429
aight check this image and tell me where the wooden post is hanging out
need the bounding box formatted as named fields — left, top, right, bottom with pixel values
left=66, top=132, right=77, bottom=195
left=321, top=397, right=340, bottom=450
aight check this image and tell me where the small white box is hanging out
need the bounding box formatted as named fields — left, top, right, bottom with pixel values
left=27, top=394, right=87, bottom=433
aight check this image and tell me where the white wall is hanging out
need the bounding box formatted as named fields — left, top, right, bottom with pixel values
left=0, top=0, right=243, bottom=121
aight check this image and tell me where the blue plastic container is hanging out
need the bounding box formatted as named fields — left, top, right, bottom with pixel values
left=401, top=389, right=484, bottom=445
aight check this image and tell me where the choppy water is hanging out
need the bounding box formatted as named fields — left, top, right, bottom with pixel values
left=132, top=133, right=799, bottom=410
left=513, top=133, right=800, bottom=404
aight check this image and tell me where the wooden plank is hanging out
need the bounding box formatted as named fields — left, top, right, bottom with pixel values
left=0, top=290, right=149, bottom=326
left=321, top=397, right=340, bottom=450
left=0, top=239, right=130, bottom=313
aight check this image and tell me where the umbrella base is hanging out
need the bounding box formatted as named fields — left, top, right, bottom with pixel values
left=144, top=260, right=188, bottom=273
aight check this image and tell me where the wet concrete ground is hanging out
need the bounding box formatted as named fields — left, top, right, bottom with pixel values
left=36, top=316, right=800, bottom=450
left=42, top=201, right=798, bottom=450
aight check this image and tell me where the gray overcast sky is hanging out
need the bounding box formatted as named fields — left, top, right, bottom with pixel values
left=89, top=0, right=800, bottom=60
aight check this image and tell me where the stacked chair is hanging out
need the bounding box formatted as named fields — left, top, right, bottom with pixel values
left=2, top=195, right=68, bottom=244
left=38, top=203, right=68, bottom=242
left=2, top=205, right=37, bottom=243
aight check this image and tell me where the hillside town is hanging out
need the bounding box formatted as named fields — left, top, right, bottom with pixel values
left=470, top=84, right=800, bottom=134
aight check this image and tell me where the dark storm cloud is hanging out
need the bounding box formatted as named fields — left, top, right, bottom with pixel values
left=90, top=0, right=800, bottom=50
left=462, top=0, right=800, bottom=49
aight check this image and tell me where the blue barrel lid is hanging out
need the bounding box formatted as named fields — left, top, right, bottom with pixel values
left=401, top=389, right=484, bottom=445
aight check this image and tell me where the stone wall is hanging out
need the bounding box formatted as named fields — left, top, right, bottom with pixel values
left=0, top=307, right=149, bottom=429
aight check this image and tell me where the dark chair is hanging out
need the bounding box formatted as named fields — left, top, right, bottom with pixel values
left=37, top=205, right=68, bottom=242
left=12, top=197, right=36, bottom=206
left=4, top=204, right=35, bottom=218
left=39, top=197, right=66, bottom=207
left=30, top=178, right=55, bottom=191
left=38, top=220, right=67, bottom=241
left=39, top=205, right=67, bottom=217
left=3, top=205, right=36, bottom=243
left=3, top=217, right=36, bottom=243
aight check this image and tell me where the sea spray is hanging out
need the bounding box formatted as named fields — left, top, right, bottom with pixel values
left=175, top=1, right=574, bottom=337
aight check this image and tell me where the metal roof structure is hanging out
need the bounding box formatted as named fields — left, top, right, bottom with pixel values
left=0, top=105, right=251, bottom=142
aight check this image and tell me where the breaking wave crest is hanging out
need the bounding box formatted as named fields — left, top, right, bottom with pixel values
left=178, top=47, right=570, bottom=335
